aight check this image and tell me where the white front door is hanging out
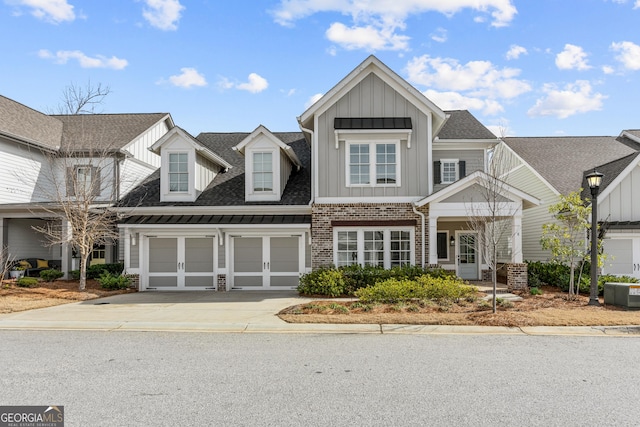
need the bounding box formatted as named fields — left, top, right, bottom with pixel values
left=457, top=232, right=479, bottom=280
left=231, top=236, right=301, bottom=289
left=146, top=236, right=215, bottom=290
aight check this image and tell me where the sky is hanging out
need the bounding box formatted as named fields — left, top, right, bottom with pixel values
left=1, top=0, right=639, bottom=138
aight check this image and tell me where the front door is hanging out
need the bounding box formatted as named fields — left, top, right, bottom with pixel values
left=146, top=236, right=215, bottom=290
left=457, top=232, right=479, bottom=280
left=231, top=236, right=301, bottom=289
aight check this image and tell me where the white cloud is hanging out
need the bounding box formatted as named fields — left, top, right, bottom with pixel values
left=555, top=44, right=591, bottom=70
left=430, top=28, right=447, bottom=43
left=326, top=22, right=409, bottom=51
left=611, top=41, right=640, bottom=70
left=8, top=0, right=75, bottom=23
left=423, top=89, right=504, bottom=115
left=305, top=93, right=323, bottom=109
left=272, top=0, right=517, bottom=51
left=167, top=67, right=207, bottom=88
left=527, top=80, right=606, bottom=119
left=602, top=65, right=615, bottom=74
left=635, top=0, right=640, bottom=8
left=38, top=49, right=128, bottom=69
left=236, top=73, right=268, bottom=93
left=142, top=0, right=184, bottom=31
left=405, top=55, right=531, bottom=115
left=506, top=44, right=527, bottom=60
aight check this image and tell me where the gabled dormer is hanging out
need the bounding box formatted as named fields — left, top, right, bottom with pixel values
left=150, top=127, right=232, bottom=202
left=233, top=125, right=302, bottom=202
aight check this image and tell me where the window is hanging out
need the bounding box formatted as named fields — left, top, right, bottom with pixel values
left=76, top=166, right=93, bottom=194
left=335, top=228, right=413, bottom=268
left=437, top=232, right=449, bottom=260
left=434, top=160, right=466, bottom=185
left=253, top=152, right=273, bottom=192
left=347, top=142, right=399, bottom=187
left=169, top=153, right=188, bottom=192
left=67, top=165, right=99, bottom=197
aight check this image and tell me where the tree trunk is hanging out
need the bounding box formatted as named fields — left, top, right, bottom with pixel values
left=492, top=247, right=497, bottom=314
left=79, top=254, right=89, bottom=291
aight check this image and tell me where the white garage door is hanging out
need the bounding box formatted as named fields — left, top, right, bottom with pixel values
left=602, top=238, right=640, bottom=279
left=146, top=236, right=215, bottom=290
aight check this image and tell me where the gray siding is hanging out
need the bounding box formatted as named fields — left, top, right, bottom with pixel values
left=599, top=163, right=640, bottom=222
left=432, top=149, right=485, bottom=193
left=317, top=73, right=431, bottom=198
left=6, top=218, right=59, bottom=260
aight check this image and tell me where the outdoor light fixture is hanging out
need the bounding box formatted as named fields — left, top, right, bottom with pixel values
left=586, top=169, right=604, bottom=306
left=131, top=233, right=137, bottom=246
left=450, top=235, right=455, bottom=246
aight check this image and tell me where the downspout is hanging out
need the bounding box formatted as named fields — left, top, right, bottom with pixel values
left=412, top=204, right=425, bottom=268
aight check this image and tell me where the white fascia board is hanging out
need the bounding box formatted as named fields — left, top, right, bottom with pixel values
left=195, top=146, right=233, bottom=170
left=621, top=131, right=640, bottom=144
left=430, top=201, right=522, bottom=218
left=121, top=113, right=173, bottom=152
left=597, top=153, right=640, bottom=201
left=233, top=124, right=302, bottom=169
left=315, top=196, right=422, bottom=204
left=114, top=205, right=311, bottom=215
left=0, top=130, right=60, bottom=152
left=433, top=140, right=499, bottom=150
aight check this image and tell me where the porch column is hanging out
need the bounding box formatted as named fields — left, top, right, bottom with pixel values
left=511, top=214, right=523, bottom=263
left=428, top=215, right=439, bottom=265
left=123, top=227, right=131, bottom=272
left=60, top=218, right=71, bottom=279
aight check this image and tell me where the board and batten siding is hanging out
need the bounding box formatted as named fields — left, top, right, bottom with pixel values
left=598, top=163, right=640, bottom=222
left=195, top=154, right=219, bottom=193
left=316, top=73, right=431, bottom=198
left=432, top=149, right=485, bottom=193
left=122, top=119, right=169, bottom=168
left=507, top=163, right=559, bottom=262
left=280, top=150, right=293, bottom=198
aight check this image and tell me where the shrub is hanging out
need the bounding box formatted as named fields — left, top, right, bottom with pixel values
left=529, top=287, right=543, bottom=295
left=69, top=270, right=80, bottom=280
left=40, top=269, right=64, bottom=282
left=297, top=268, right=346, bottom=297
left=354, top=275, right=476, bottom=304
left=16, top=277, right=38, bottom=288
left=87, top=263, right=124, bottom=279
left=97, top=271, right=131, bottom=290
left=526, top=260, right=590, bottom=290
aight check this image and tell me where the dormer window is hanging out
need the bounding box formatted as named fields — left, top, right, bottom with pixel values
left=253, top=152, right=273, bottom=192
left=169, top=153, right=188, bottom=192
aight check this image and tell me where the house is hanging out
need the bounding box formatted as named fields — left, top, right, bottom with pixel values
left=500, top=131, right=640, bottom=279
left=117, top=56, right=538, bottom=291
left=0, top=94, right=174, bottom=276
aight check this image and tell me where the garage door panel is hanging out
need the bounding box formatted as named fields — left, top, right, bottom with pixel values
left=603, top=239, right=633, bottom=275
left=270, top=275, right=300, bottom=287
left=234, top=276, right=263, bottom=287
left=234, top=238, right=262, bottom=273
left=185, top=276, right=214, bottom=288
left=149, top=238, right=177, bottom=273
left=185, top=238, right=214, bottom=273
left=270, top=237, right=299, bottom=273
left=149, top=276, right=178, bottom=287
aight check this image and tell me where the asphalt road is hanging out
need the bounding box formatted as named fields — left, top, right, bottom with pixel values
left=1, top=331, right=639, bottom=426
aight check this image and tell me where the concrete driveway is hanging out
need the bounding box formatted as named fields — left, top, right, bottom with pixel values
left=0, top=290, right=634, bottom=336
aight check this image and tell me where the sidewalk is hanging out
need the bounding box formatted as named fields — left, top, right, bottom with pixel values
left=0, top=291, right=638, bottom=336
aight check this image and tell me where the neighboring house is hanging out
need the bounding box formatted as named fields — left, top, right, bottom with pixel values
left=0, top=94, right=174, bottom=276
left=118, top=56, right=538, bottom=291
left=501, top=132, right=640, bottom=279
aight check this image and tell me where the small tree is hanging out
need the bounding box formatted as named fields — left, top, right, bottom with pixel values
left=540, top=191, right=591, bottom=298
left=0, top=245, right=16, bottom=283
left=466, top=144, right=520, bottom=313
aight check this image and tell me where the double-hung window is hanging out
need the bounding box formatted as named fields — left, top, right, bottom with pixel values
left=434, top=159, right=466, bottom=185
left=348, top=141, right=399, bottom=187
left=335, top=228, right=413, bottom=268
left=252, top=152, right=273, bottom=192
left=168, top=153, right=188, bottom=192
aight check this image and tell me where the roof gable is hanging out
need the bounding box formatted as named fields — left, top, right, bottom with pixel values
left=232, top=125, right=302, bottom=170
left=298, top=55, right=447, bottom=133
left=150, top=126, right=232, bottom=170
left=436, top=110, right=498, bottom=141
left=581, top=151, right=640, bottom=201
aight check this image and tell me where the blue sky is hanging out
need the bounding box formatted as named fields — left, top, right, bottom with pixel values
left=1, top=0, right=639, bottom=137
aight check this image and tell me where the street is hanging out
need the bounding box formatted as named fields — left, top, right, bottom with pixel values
left=1, top=331, right=638, bottom=426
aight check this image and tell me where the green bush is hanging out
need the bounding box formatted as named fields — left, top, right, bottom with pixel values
left=87, top=263, right=124, bottom=279
left=97, top=271, right=131, bottom=290
left=16, top=277, right=39, bottom=288
left=69, top=270, right=80, bottom=280
left=297, top=268, right=346, bottom=297
left=40, top=269, right=64, bottom=282
left=354, top=275, right=476, bottom=304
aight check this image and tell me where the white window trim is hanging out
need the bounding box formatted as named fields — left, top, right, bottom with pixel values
left=345, top=140, right=401, bottom=188
left=333, top=227, right=415, bottom=269
left=161, top=149, right=196, bottom=202
left=246, top=148, right=280, bottom=202
left=440, top=159, right=459, bottom=184
left=168, top=152, right=189, bottom=193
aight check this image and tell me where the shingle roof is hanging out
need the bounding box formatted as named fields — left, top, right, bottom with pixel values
left=52, top=113, right=170, bottom=151
left=580, top=151, right=640, bottom=200
left=0, top=95, right=62, bottom=149
left=504, top=136, right=637, bottom=195
left=436, top=110, right=497, bottom=140
left=119, top=132, right=311, bottom=207
left=625, top=129, right=640, bottom=139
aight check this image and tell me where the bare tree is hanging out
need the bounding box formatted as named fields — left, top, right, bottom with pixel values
left=49, top=81, right=111, bottom=115
left=466, top=144, right=520, bottom=313
left=0, top=245, right=17, bottom=283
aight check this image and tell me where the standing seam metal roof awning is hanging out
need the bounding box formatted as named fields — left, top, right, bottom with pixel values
left=334, top=117, right=412, bottom=129
left=120, top=214, right=311, bottom=225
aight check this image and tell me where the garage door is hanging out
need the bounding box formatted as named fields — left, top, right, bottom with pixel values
left=147, top=236, right=215, bottom=290
left=231, top=236, right=301, bottom=289
left=603, top=238, right=640, bottom=279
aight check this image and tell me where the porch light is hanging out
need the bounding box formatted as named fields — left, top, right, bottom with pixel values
left=450, top=235, right=455, bottom=246
left=586, top=169, right=603, bottom=306
left=131, top=233, right=137, bottom=246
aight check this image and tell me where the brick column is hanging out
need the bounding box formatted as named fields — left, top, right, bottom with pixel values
left=217, top=274, right=227, bottom=291
left=506, top=263, right=528, bottom=291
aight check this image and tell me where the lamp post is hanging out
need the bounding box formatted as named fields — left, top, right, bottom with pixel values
left=586, top=169, right=603, bottom=306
